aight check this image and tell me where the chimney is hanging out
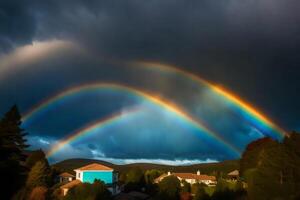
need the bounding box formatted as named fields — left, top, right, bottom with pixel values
left=168, top=171, right=171, bottom=176
left=197, top=170, right=200, bottom=175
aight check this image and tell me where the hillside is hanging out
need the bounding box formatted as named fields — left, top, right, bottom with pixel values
left=52, top=158, right=239, bottom=175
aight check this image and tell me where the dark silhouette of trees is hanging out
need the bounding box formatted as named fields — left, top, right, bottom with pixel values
left=0, top=105, right=29, bottom=199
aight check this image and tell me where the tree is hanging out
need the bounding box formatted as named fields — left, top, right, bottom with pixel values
left=181, top=179, right=191, bottom=193
left=144, top=169, right=162, bottom=184
left=0, top=105, right=29, bottom=199
left=126, top=167, right=144, bottom=184
left=25, top=149, right=46, bottom=169
left=215, top=178, right=228, bottom=192
left=240, top=137, right=274, bottom=176
left=245, top=133, right=300, bottom=199
left=192, top=183, right=210, bottom=200
left=26, top=159, right=51, bottom=189
left=29, top=186, right=48, bottom=200
left=158, top=175, right=181, bottom=200
left=64, top=180, right=111, bottom=200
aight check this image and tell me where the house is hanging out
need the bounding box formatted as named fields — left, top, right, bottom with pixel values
left=155, top=170, right=216, bottom=186
left=60, top=163, right=119, bottom=196
left=227, top=170, right=239, bottom=181
left=58, top=172, right=75, bottom=183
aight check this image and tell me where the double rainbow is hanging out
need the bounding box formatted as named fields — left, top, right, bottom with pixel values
left=133, top=61, right=286, bottom=139
left=23, top=83, right=241, bottom=157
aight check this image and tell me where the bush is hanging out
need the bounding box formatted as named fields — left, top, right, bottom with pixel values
left=64, top=180, right=111, bottom=200
left=181, top=180, right=191, bottom=193
left=157, top=175, right=181, bottom=200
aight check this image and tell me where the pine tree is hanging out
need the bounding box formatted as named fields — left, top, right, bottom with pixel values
left=0, top=104, right=29, bottom=161
left=0, top=105, right=29, bottom=199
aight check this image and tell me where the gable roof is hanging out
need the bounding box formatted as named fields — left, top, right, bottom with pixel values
left=173, top=173, right=216, bottom=181
left=59, top=172, right=75, bottom=177
left=74, top=163, right=113, bottom=171
left=60, top=179, right=81, bottom=189
left=228, top=170, right=239, bottom=176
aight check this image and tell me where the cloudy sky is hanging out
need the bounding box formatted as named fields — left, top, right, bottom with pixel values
left=0, top=0, right=299, bottom=164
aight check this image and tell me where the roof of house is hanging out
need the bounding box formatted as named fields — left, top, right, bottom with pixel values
left=228, top=170, right=239, bottom=176
left=59, top=172, right=75, bottom=177
left=154, top=173, right=168, bottom=182
left=173, top=173, right=216, bottom=181
left=60, top=180, right=81, bottom=189
left=74, top=163, right=113, bottom=171
left=155, top=172, right=216, bottom=182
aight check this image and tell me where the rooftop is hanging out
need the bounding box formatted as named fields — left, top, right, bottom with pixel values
left=74, top=163, right=113, bottom=171
left=174, top=173, right=216, bottom=181
left=228, top=170, right=239, bottom=176
left=59, top=172, right=75, bottom=177
left=60, top=179, right=81, bottom=189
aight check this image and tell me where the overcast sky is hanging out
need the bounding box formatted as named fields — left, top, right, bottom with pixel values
left=0, top=0, right=299, bottom=164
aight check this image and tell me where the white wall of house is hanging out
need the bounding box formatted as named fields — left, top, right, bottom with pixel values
left=75, top=170, right=83, bottom=182
left=63, top=188, right=69, bottom=196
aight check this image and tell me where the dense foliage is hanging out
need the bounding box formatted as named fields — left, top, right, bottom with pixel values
left=157, top=175, right=181, bottom=200
left=241, top=132, right=300, bottom=199
left=63, top=180, right=111, bottom=200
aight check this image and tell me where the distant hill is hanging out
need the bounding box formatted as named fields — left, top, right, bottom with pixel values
left=52, top=158, right=239, bottom=175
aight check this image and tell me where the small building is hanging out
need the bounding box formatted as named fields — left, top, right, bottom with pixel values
left=58, top=172, right=75, bottom=183
left=155, top=170, right=216, bottom=186
left=60, top=163, right=119, bottom=196
left=227, top=170, right=239, bottom=181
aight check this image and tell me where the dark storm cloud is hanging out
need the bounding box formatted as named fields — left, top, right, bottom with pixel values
left=0, top=1, right=36, bottom=52
left=1, top=0, right=300, bottom=162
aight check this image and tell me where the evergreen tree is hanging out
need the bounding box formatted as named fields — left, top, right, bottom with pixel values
left=0, top=105, right=29, bottom=160
left=0, top=105, right=29, bottom=199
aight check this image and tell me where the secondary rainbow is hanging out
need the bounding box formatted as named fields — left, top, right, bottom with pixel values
left=132, top=61, right=287, bottom=138
left=23, top=82, right=241, bottom=156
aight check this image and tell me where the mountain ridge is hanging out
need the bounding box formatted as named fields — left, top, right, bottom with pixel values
left=52, top=158, right=239, bottom=175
